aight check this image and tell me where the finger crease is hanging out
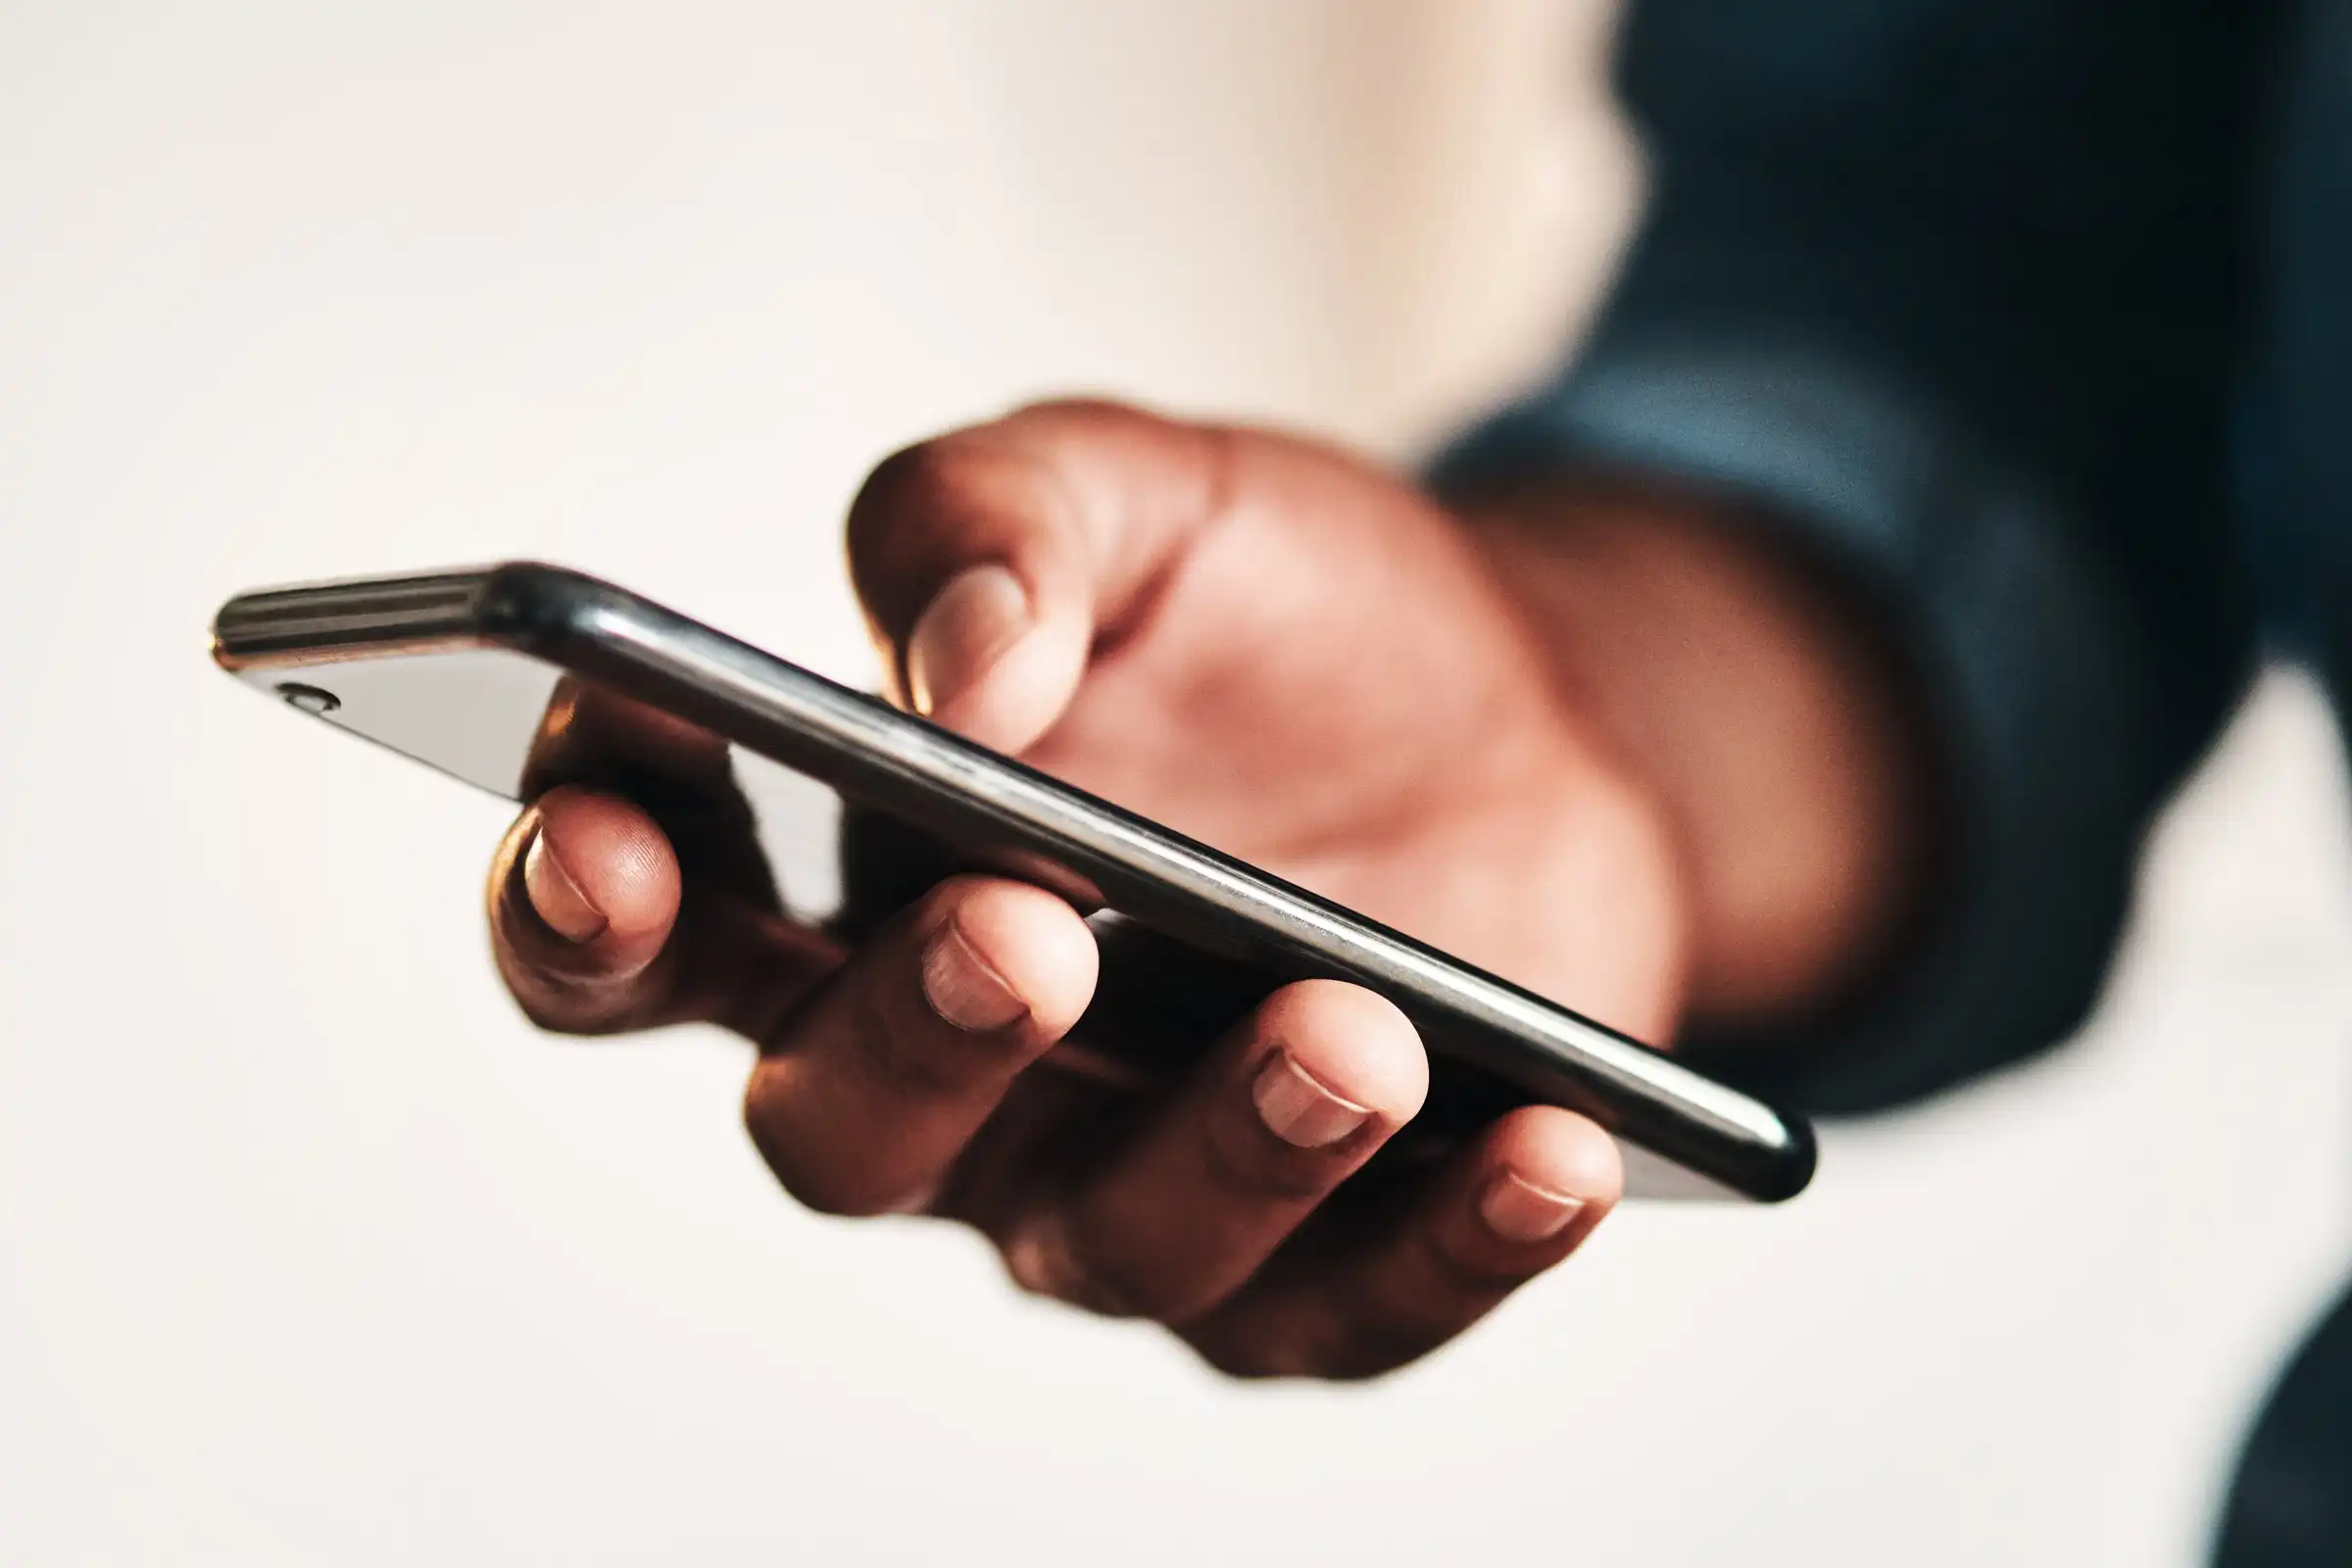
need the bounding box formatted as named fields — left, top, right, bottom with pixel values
left=1198, top=1118, right=1342, bottom=1206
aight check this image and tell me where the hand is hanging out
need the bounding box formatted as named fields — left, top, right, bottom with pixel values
left=483, top=399, right=1920, bottom=1377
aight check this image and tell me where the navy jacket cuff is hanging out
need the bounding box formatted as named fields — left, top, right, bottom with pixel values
left=1430, top=341, right=2223, bottom=1115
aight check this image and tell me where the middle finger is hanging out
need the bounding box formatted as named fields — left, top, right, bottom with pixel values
left=993, top=980, right=1428, bottom=1322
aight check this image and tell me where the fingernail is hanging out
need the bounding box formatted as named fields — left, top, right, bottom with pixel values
left=1478, top=1171, right=1587, bottom=1243
left=522, top=826, right=607, bottom=944
left=1250, top=1051, right=1371, bottom=1149
left=920, top=918, right=1029, bottom=1032
left=906, top=564, right=1032, bottom=718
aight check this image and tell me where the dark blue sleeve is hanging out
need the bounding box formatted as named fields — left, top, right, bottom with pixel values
left=1434, top=0, right=2268, bottom=1113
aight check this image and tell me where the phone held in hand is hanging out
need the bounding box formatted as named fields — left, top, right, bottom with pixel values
left=211, top=562, right=1816, bottom=1203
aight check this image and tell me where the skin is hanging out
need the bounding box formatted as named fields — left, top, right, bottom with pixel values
left=484, top=399, right=1928, bottom=1380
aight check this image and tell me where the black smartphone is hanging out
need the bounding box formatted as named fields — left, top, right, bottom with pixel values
left=211, top=562, right=1815, bottom=1202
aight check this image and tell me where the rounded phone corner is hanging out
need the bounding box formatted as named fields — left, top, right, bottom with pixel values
left=207, top=625, right=242, bottom=673
left=1754, top=1113, right=1820, bottom=1203
left=471, top=562, right=627, bottom=652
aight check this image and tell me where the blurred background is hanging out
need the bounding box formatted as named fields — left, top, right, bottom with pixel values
left=3, top=2, right=2349, bottom=1562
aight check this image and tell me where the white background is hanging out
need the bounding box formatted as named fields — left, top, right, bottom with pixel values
left=3, top=3, right=2348, bottom=1563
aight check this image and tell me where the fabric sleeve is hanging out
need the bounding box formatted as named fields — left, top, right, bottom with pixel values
left=1431, top=0, right=2269, bottom=1113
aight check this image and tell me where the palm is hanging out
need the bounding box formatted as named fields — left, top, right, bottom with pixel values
left=1016, top=434, right=1686, bottom=1044
left=498, top=403, right=1655, bottom=1381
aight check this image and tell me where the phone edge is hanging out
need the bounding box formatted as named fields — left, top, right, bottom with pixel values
left=214, top=562, right=1819, bottom=1202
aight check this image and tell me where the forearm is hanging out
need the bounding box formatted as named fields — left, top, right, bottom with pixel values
left=1464, top=475, right=1938, bottom=1031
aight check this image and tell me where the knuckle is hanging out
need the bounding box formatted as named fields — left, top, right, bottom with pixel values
left=510, top=990, right=586, bottom=1036
left=1057, top=1221, right=1235, bottom=1325
left=1417, top=1223, right=1542, bottom=1300
left=1066, top=1254, right=1164, bottom=1320
left=849, top=437, right=961, bottom=532
left=1106, top=1273, right=1200, bottom=1325
left=999, top=1217, right=1140, bottom=1318
left=1322, top=1313, right=1443, bottom=1381
left=1001, top=1211, right=1220, bottom=1323
left=1187, top=1328, right=1309, bottom=1382
left=740, top=1082, right=884, bottom=1219
left=502, top=915, right=685, bottom=1033
left=1255, top=1235, right=1534, bottom=1380
left=500, top=963, right=635, bottom=1038
left=784, top=1173, right=875, bottom=1219
left=1004, top=395, right=1146, bottom=430
left=1187, top=1313, right=1399, bottom=1383
left=847, top=433, right=1034, bottom=562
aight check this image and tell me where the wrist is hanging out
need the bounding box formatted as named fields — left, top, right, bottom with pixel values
left=1459, top=473, right=1937, bottom=1029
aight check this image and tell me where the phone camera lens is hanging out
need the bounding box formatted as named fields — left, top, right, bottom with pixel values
left=276, top=682, right=341, bottom=715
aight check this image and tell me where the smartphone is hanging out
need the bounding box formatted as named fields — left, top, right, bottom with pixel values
left=212, top=562, right=1815, bottom=1202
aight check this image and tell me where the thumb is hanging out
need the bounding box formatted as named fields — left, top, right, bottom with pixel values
left=845, top=398, right=1233, bottom=754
